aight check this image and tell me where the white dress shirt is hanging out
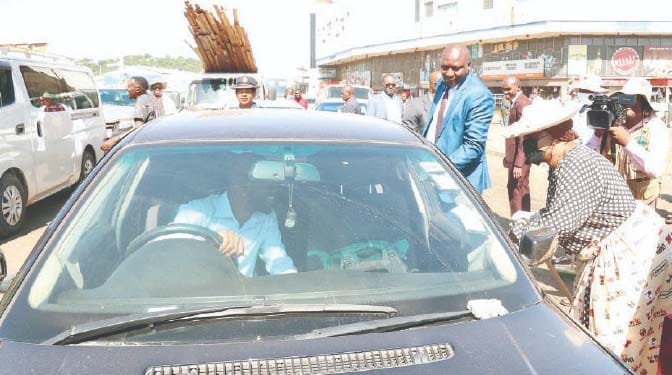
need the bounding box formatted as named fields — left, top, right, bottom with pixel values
left=383, top=94, right=402, bottom=124
left=173, top=192, right=297, bottom=277
left=426, top=86, right=456, bottom=143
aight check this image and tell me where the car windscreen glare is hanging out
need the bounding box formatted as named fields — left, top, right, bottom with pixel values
left=99, top=89, right=134, bottom=107
left=3, top=143, right=537, bottom=344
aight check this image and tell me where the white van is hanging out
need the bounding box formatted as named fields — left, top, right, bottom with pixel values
left=0, top=49, right=105, bottom=236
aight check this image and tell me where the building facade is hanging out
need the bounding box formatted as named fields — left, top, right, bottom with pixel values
left=315, top=0, right=672, bottom=102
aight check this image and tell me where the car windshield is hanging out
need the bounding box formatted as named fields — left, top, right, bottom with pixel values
left=3, top=142, right=537, bottom=344
left=186, top=78, right=238, bottom=109
left=327, top=86, right=370, bottom=100
left=317, top=102, right=367, bottom=114
left=317, top=102, right=343, bottom=112
left=99, top=89, right=134, bottom=107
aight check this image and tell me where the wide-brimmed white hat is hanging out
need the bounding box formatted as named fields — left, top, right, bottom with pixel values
left=502, top=99, right=582, bottom=138
left=613, top=77, right=653, bottom=107
left=575, top=74, right=607, bottom=93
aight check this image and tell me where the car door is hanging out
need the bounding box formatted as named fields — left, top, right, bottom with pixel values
left=0, top=62, right=35, bottom=182
left=59, top=69, right=105, bottom=178
left=19, top=64, right=75, bottom=192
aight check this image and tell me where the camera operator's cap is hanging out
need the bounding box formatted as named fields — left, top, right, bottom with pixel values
left=576, top=74, right=607, bottom=93
left=613, top=77, right=653, bottom=107
left=232, top=75, right=258, bottom=90
left=502, top=99, right=582, bottom=138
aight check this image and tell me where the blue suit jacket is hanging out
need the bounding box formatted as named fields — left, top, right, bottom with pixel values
left=423, top=71, right=494, bottom=193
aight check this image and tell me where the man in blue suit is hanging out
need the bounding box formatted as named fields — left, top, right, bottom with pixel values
left=423, top=44, right=494, bottom=194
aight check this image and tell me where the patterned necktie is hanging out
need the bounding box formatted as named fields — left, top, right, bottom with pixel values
left=434, top=89, right=449, bottom=142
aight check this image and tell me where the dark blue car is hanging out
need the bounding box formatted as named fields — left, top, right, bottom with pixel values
left=0, top=110, right=630, bottom=374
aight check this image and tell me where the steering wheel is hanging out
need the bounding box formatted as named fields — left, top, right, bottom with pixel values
left=125, top=223, right=223, bottom=257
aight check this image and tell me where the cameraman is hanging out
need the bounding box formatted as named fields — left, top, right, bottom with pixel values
left=587, top=77, right=669, bottom=208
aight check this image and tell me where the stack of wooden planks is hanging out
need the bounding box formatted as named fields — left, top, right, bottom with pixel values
left=184, top=1, right=257, bottom=73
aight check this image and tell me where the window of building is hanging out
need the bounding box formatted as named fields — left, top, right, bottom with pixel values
left=0, top=68, right=15, bottom=108
left=483, top=0, right=493, bottom=9
left=424, top=1, right=433, bottom=17
left=415, top=0, right=420, bottom=22
left=438, top=1, right=457, bottom=15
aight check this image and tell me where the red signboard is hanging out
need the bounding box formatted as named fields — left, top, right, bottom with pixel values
left=611, top=47, right=640, bottom=76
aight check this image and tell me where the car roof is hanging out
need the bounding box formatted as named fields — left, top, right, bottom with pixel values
left=129, top=109, right=422, bottom=145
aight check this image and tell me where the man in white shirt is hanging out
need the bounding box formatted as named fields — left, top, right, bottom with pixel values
left=172, top=157, right=297, bottom=277
left=587, top=77, right=669, bottom=207
left=366, top=74, right=403, bottom=124
left=571, top=74, right=609, bottom=144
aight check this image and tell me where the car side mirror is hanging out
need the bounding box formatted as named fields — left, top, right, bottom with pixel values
left=0, top=250, right=6, bottom=282
left=0, top=250, right=16, bottom=294
left=518, top=228, right=558, bottom=266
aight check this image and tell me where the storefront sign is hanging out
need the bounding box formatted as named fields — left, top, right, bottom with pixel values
left=644, top=46, right=672, bottom=78
left=567, top=45, right=588, bottom=76
left=611, top=47, right=640, bottom=76
left=319, top=66, right=337, bottom=79
left=481, top=58, right=544, bottom=80
left=346, top=70, right=371, bottom=87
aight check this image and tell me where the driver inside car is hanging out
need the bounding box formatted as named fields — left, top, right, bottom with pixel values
left=171, top=157, right=297, bottom=277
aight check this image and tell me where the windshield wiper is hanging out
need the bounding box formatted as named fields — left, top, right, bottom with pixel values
left=44, top=303, right=397, bottom=345
left=295, top=310, right=476, bottom=340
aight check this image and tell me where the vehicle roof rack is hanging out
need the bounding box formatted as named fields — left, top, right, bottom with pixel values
left=0, top=47, right=75, bottom=65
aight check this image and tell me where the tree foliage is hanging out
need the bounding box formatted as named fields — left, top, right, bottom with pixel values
left=76, top=55, right=203, bottom=75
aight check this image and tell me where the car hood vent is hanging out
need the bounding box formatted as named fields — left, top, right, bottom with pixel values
left=145, top=343, right=454, bottom=374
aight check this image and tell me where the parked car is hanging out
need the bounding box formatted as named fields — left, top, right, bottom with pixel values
left=0, top=110, right=631, bottom=374
left=315, top=98, right=367, bottom=115
left=317, top=84, right=372, bottom=104
left=99, top=88, right=135, bottom=138
left=100, top=87, right=183, bottom=138
left=0, top=49, right=105, bottom=236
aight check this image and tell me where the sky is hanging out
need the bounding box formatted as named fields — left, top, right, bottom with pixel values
left=0, top=0, right=317, bottom=78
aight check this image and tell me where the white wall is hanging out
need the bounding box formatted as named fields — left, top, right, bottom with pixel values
left=316, top=0, right=672, bottom=62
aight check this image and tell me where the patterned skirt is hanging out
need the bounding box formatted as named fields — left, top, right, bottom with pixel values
left=569, top=203, right=672, bottom=374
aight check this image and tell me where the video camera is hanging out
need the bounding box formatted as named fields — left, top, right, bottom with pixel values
left=584, top=94, right=637, bottom=130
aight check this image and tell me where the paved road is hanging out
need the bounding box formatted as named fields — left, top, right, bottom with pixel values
left=0, top=190, right=70, bottom=277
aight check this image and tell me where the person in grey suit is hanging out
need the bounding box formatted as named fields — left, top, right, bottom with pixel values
left=340, top=85, right=361, bottom=114
left=366, top=74, right=403, bottom=124
left=402, top=71, right=441, bottom=134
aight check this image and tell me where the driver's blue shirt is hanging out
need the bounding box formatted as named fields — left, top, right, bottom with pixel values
left=172, top=192, right=297, bottom=277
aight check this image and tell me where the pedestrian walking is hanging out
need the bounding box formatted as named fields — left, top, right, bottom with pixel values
left=423, top=43, right=494, bottom=194
left=366, top=74, right=403, bottom=124
left=340, top=85, right=361, bottom=114
left=101, top=76, right=160, bottom=152
left=505, top=99, right=671, bottom=375
left=402, top=71, right=441, bottom=134
left=501, top=76, right=531, bottom=216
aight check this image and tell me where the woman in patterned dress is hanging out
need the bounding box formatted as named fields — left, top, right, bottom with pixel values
left=504, top=100, right=672, bottom=374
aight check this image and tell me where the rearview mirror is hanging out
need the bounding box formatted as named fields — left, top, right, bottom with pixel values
left=251, top=160, right=320, bottom=182
left=518, top=228, right=558, bottom=266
